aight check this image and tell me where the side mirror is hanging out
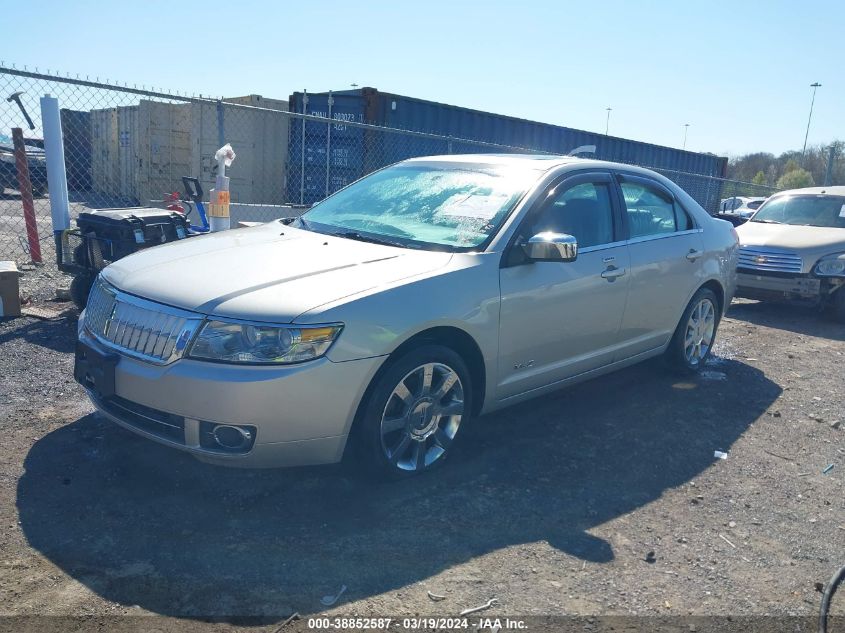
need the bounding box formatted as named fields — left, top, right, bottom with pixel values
left=522, top=232, right=578, bottom=262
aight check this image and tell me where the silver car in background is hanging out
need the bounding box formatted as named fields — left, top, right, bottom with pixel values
left=720, top=196, right=768, bottom=220
left=735, top=186, right=845, bottom=320
left=75, top=155, right=738, bottom=478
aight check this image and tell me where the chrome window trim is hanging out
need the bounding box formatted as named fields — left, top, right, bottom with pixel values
left=578, top=240, right=628, bottom=254
left=626, top=228, right=703, bottom=246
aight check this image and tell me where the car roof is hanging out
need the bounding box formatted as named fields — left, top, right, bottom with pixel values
left=403, top=153, right=674, bottom=179
left=404, top=153, right=578, bottom=169
left=773, top=185, right=845, bottom=197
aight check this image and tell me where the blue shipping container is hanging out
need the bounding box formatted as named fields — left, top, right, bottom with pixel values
left=286, top=92, right=368, bottom=203
left=288, top=88, right=728, bottom=206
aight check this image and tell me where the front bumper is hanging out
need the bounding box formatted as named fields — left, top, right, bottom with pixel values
left=78, top=331, right=385, bottom=468
left=735, top=270, right=843, bottom=305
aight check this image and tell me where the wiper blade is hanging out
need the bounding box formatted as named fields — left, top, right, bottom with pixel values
left=333, top=230, right=406, bottom=248
left=751, top=219, right=783, bottom=224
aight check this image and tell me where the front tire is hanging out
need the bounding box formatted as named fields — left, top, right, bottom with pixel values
left=353, top=345, right=472, bottom=480
left=665, top=288, right=720, bottom=374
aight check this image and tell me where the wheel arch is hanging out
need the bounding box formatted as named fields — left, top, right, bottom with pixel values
left=351, top=326, right=487, bottom=432
left=699, top=278, right=725, bottom=315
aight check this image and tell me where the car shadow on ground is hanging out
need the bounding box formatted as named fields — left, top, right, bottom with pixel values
left=728, top=299, right=845, bottom=341
left=0, top=314, right=77, bottom=353
left=17, top=357, right=780, bottom=621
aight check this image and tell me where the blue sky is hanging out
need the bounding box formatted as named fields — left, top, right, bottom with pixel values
left=3, top=0, right=841, bottom=157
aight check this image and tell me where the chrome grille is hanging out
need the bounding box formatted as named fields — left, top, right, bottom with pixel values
left=84, top=278, right=203, bottom=364
left=737, top=247, right=803, bottom=274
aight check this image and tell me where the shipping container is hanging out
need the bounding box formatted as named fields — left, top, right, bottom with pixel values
left=288, top=88, right=728, bottom=206
left=60, top=109, right=92, bottom=191
left=191, top=95, right=289, bottom=204
left=90, top=96, right=288, bottom=206
left=91, top=107, right=124, bottom=201
left=286, top=91, right=368, bottom=204
left=136, top=100, right=191, bottom=206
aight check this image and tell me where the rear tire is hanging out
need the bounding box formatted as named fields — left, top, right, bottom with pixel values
left=353, top=344, right=472, bottom=480
left=664, top=288, right=721, bottom=374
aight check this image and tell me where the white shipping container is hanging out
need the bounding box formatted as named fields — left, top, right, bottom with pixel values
left=91, top=105, right=143, bottom=201
left=90, top=95, right=288, bottom=206
left=117, top=105, right=139, bottom=199
left=191, top=95, right=288, bottom=205
left=90, top=107, right=120, bottom=198
left=136, top=100, right=192, bottom=206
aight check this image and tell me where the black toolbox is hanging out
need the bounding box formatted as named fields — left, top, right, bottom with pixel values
left=75, top=207, right=190, bottom=261
left=58, top=207, right=192, bottom=308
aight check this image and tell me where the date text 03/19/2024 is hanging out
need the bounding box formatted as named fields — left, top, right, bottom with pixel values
left=305, top=617, right=528, bottom=630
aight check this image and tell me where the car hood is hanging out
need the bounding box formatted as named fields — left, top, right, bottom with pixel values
left=102, top=222, right=453, bottom=323
left=736, top=221, right=845, bottom=255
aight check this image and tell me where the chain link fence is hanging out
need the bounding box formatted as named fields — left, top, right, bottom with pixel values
left=0, top=65, right=780, bottom=264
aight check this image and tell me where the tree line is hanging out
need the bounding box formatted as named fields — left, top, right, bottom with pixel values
left=725, top=141, right=843, bottom=190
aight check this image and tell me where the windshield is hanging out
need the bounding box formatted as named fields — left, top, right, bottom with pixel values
left=752, top=194, right=845, bottom=228
left=300, top=162, right=538, bottom=250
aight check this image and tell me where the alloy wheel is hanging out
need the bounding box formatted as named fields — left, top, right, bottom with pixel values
left=379, top=362, right=464, bottom=472
left=684, top=298, right=716, bottom=365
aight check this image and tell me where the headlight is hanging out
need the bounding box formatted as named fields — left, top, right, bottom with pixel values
left=815, top=255, right=845, bottom=277
left=188, top=320, right=343, bottom=364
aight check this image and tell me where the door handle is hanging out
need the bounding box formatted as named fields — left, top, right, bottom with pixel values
left=601, top=266, right=627, bottom=280
left=686, top=249, right=703, bottom=262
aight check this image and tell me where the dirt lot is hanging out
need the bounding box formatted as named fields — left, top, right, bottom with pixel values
left=0, top=270, right=843, bottom=629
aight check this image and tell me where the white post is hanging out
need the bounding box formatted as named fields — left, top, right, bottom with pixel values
left=39, top=94, right=71, bottom=232
left=208, top=144, right=234, bottom=232
left=209, top=154, right=229, bottom=231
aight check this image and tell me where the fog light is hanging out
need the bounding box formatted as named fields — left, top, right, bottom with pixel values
left=211, top=425, right=253, bottom=450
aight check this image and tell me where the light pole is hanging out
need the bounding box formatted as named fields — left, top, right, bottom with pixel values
left=605, top=107, right=612, bottom=135
left=682, top=123, right=690, bottom=150
left=802, top=82, right=822, bottom=159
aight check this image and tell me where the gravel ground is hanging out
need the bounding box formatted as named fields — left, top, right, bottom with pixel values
left=0, top=271, right=843, bottom=630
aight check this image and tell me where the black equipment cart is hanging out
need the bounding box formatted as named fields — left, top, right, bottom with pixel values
left=58, top=207, right=192, bottom=308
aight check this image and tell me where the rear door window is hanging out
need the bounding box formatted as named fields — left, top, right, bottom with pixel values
left=621, top=180, right=692, bottom=238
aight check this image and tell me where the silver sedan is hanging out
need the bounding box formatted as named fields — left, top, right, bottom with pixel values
left=75, top=155, right=738, bottom=478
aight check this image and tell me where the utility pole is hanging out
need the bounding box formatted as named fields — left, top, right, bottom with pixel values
left=824, top=144, right=837, bottom=186
left=682, top=124, right=690, bottom=150
left=605, top=107, right=612, bottom=135
left=802, top=82, right=822, bottom=159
